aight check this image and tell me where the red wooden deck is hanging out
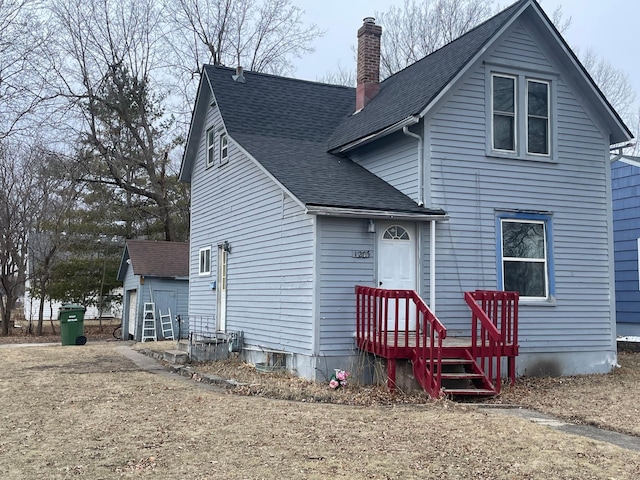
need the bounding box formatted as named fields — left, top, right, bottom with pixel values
left=355, top=287, right=519, bottom=397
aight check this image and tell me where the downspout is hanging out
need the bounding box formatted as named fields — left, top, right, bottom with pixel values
left=430, top=220, right=436, bottom=313
left=403, top=125, right=436, bottom=312
left=402, top=126, right=424, bottom=206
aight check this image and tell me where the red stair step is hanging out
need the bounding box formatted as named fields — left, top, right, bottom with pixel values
left=440, top=372, right=484, bottom=380
left=442, top=387, right=497, bottom=396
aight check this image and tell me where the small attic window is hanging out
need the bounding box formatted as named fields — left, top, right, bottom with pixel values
left=206, top=127, right=215, bottom=167
left=219, top=132, right=228, bottom=166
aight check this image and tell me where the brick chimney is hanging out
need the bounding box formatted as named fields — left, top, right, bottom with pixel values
left=356, top=17, right=382, bottom=111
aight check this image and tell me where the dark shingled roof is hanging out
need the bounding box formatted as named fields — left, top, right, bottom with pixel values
left=205, top=65, right=445, bottom=215
left=327, top=0, right=523, bottom=151
left=118, top=240, right=189, bottom=280
left=182, top=0, right=630, bottom=216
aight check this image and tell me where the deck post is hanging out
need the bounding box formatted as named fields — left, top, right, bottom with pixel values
left=387, top=358, right=396, bottom=392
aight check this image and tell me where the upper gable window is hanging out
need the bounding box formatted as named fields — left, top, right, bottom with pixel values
left=206, top=128, right=215, bottom=167
left=527, top=80, right=549, bottom=155
left=492, top=75, right=516, bottom=152
left=488, top=71, right=555, bottom=161
left=219, top=132, right=228, bottom=166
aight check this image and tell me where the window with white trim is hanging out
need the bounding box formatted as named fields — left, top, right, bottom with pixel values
left=206, top=128, right=215, bottom=167
left=382, top=225, right=410, bottom=240
left=492, top=74, right=516, bottom=152
left=526, top=80, right=549, bottom=155
left=219, top=132, right=228, bottom=165
left=497, top=213, right=554, bottom=301
left=199, top=247, right=211, bottom=275
left=489, top=71, right=554, bottom=160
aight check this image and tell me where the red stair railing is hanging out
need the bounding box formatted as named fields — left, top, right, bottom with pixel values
left=409, top=290, right=448, bottom=397
left=355, top=286, right=447, bottom=396
left=464, top=290, right=520, bottom=393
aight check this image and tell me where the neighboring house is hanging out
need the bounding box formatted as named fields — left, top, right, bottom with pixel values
left=117, top=240, right=189, bottom=341
left=179, top=0, right=632, bottom=385
left=612, top=156, right=640, bottom=337
left=24, top=233, right=121, bottom=322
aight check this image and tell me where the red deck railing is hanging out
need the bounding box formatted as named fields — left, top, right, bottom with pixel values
left=356, top=286, right=519, bottom=398
left=355, top=286, right=447, bottom=396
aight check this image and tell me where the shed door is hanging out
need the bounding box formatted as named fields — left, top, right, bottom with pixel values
left=378, top=223, right=417, bottom=330
left=127, top=289, right=137, bottom=339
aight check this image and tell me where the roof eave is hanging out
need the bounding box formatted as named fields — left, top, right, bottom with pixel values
left=305, top=205, right=449, bottom=222
left=116, top=247, right=130, bottom=282
left=329, top=116, right=420, bottom=154
left=179, top=69, right=216, bottom=182
left=417, top=0, right=531, bottom=120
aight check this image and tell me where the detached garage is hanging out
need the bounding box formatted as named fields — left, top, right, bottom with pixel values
left=117, top=240, right=189, bottom=341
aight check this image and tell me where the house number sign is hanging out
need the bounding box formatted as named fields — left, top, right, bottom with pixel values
left=352, top=250, right=371, bottom=258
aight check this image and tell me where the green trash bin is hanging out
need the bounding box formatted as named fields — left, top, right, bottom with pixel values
left=59, top=304, right=87, bottom=346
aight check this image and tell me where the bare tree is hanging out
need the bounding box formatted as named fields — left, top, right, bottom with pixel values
left=319, top=61, right=357, bottom=87
left=165, top=0, right=321, bottom=74
left=44, top=0, right=185, bottom=241
left=27, top=148, right=83, bottom=335
left=0, top=0, right=48, bottom=139
left=162, top=0, right=322, bottom=117
left=0, top=143, right=53, bottom=335
left=580, top=48, right=637, bottom=124
left=376, top=0, right=494, bottom=78
left=548, top=4, right=571, bottom=35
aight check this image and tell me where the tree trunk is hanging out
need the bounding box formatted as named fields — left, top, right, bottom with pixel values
left=1, top=302, right=11, bottom=336
left=37, top=292, right=45, bottom=336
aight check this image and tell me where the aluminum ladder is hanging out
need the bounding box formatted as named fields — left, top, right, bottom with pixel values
left=159, top=308, right=175, bottom=341
left=141, top=302, right=157, bottom=342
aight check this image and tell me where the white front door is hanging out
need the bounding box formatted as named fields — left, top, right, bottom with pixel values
left=378, top=223, right=417, bottom=330
left=217, top=246, right=228, bottom=332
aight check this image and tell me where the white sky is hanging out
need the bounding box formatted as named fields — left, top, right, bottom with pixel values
left=292, top=0, right=639, bottom=102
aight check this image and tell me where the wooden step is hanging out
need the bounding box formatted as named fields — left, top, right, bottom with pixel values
left=442, top=387, right=497, bottom=396
left=439, top=358, right=474, bottom=365
left=440, top=372, right=484, bottom=380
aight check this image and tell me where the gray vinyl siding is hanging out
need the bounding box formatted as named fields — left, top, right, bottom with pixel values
left=350, top=131, right=420, bottom=203
left=318, top=217, right=375, bottom=353
left=426, top=18, right=614, bottom=352
left=188, top=98, right=315, bottom=354
left=612, top=160, right=640, bottom=328
left=122, top=267, right=188, bottom=340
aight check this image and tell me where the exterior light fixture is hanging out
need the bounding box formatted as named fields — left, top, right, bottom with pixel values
left=366, top=219, right=375, bottom=233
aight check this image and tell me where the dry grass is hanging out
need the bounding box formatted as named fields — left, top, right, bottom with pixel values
left=489, top=351, right=640, bottom=437
left=133, top=342, right=640, bottom=438
left=2, top=342, right=640, bottom=479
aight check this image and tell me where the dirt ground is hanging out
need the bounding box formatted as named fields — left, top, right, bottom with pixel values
left=0, top=319, right=119, bottom=344
left=1, top=339, right=639, bottom=479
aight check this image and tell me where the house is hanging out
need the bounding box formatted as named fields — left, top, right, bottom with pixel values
left=117, top=240, right=189, bottom=341
left=24, top=233, right=122, bottom=322
left=179, top=0, right=632, bottom=392
left=612, top=155, right=640, bottom=337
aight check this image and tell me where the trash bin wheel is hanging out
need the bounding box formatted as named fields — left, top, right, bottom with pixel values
left=75, top=336, right=87, bottom=345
